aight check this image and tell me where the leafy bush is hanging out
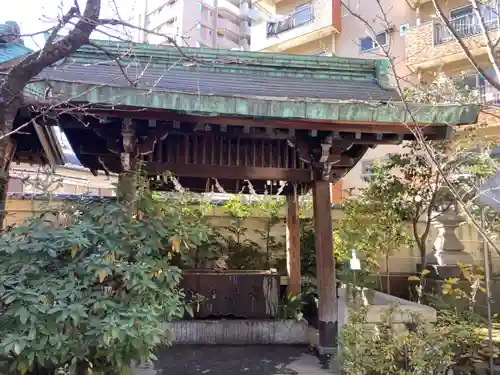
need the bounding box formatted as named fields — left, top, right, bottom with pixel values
left=339, top=298, right=500, bottom=375
left=0, top=188, right=209, bottom=374
left=339, top=304, right=457, bottom=375
left=277, top=293, right=304, bottom=321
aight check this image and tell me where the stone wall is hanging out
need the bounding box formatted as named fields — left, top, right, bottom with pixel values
left=5, top=197, right=500, bottom=275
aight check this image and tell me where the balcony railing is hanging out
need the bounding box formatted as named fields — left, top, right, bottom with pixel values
left=481, top=82, right=500, bottom=106
left=434, top=8, right=499, bottom=45
left=266, top=4, right=313, bottom=37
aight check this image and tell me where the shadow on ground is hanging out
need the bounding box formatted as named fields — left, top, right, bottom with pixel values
left=149, top=345, right=328, bottom=375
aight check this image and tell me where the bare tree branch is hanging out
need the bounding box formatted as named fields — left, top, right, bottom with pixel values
left=1, top=0, right=102, bottom=100
left=431, top=0, right=500, bottom=92
left=87, top=42, right=138, bottom=87
left=43, top=5, right=79, bottom=50
left=470, top=0, right=500, bottom=79
left=342, top=0, right=500, bottom=258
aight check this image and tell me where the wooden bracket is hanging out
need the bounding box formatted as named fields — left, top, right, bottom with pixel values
left=136, top=127, right=169, bottom=156
left=93, top=128, right=121, bottom=155
left=121, top=118, right=136, bottom=154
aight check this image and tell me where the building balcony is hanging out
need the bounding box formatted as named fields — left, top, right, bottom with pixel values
left=405, top=11, right=500, bottom=69
left=217, top=17, right=241, bottom=36
left=203, top=0, right=247, bottom=18
left=251, top=0, right=338, bottom=52
left=217, top=35, right=240, bottom=49
left=406, top=0, right=431, bottom=6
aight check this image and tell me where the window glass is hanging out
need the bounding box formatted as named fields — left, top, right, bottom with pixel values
left=360, top=32, right=387, bottom=52
left=295, top=4, right=313, bottom=26
left=450, top=5, right=473, bottom=19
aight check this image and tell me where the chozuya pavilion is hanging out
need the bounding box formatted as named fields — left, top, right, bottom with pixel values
left=7, top=40, right=478, bottom=354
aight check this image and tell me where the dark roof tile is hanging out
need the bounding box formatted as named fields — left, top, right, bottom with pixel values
left=38, top=61, right=399, bottom=102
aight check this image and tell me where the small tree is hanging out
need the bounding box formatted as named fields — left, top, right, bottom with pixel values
left=336, top=165, right=413, bottom=293
left=344, top=136, right=494, bottom=299
left=254, top=196, right=285, bottom=269
left=0, top=181, right=209, bottom=374
left=217, top=196, right=263, bottom=269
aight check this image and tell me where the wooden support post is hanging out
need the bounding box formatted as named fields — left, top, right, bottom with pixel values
left=313, top=179, right=337, bottom=354
left=0, top=138, right=16, bottom=229
left=286, top=194, right=301, bottom=296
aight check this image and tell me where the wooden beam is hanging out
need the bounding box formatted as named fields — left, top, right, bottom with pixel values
left=55, top=107, right=446, bottom=135
left=146, top=162, right=313, bottom=182
left=313, top=180, right=337, bottom=354
left=80, top=149, right=357, bottom=169
left=57, top=121, right=410, bottom=144
left=286, top=194, right=301, bottom=297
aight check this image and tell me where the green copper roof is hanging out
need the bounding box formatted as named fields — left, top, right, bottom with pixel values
left=25, top=40, right=480, bottom=126
left=0, top=22, right=31, bottom=63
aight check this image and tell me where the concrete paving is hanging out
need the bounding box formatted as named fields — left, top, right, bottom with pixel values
left=132, top=345, right=339, bottom=375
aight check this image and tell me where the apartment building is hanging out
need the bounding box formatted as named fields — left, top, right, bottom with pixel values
left=127, top=0, right=254, bottom=49
left=250, top=0, right=340, bottom=54
left=249, top=0, right=500, bottom=194
left=7, top=130, right=117, bottom=197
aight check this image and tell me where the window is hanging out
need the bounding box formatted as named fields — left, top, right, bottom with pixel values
left=461, top=74, right=479, bottom=90
left=361, top=160, right=374, bottom=178
left=450, top=5, right=473, bottom=19
left=359, top=31, right=387, bottom=52
left=361, top=158, right=388, bottom=179
left=196, top=2, right=202, bottom=11
left=295, top=3, right=314, bottom=26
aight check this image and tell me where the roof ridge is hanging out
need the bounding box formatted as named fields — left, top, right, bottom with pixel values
left=67, top=39, right=383, bottom=79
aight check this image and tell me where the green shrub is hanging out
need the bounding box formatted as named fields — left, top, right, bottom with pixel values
left=0, top=188, right=209, bottom=374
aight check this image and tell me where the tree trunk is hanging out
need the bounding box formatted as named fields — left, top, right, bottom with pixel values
left=117, top=170, right=138, bottom=215
left=0, top=0, right=104, bottom=230
left=385, top=254, right=391, bottom=295
left=0, top=138, right=17, bottom=229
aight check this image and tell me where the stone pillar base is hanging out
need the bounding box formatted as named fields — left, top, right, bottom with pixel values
left=426, top=251, right=473, bottom=270
left=426, top=264, right=467, bottom=280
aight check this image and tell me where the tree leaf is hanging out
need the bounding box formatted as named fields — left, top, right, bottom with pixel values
left=171, top=236, right=180, bottom=252
left=71, top=244, right=78, bottom=259
left=18, top=306, right=29, bottom=325
left=98, top=269, right=106, bottom=283
left=13, top=342, right=21, bottom=355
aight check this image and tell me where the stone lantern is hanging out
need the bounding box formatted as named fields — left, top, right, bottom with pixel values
left=426, top=199, right=472, bottom=278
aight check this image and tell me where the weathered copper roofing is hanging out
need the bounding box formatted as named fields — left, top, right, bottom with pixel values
left=25, top=40, right=480, bottom=125
left=0, top=22, right=31, bottom=63
left=0, top=23, right=65, bottom=167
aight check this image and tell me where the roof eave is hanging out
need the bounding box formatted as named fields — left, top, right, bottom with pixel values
left=24, top=80, right=481, bottom=127
left=32, top=121, right=65, bottom=167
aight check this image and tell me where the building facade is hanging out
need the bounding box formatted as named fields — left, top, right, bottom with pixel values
left=127, top=0, right=254, bottom=49
left=248, top=0, right=500, bottom=194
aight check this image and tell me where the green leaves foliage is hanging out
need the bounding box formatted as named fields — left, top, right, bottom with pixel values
left=336, top=136, right=496, bottom=283
left=340, top=304, right=459, bottom=375
left=0, top=187, right=210, bottom=373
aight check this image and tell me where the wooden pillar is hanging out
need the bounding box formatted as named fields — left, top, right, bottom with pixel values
left=286, top=194, right=301, bottom=296
left=0, top=138, right=16, bottom=229
left=313, top=179, right=337, bottom=354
